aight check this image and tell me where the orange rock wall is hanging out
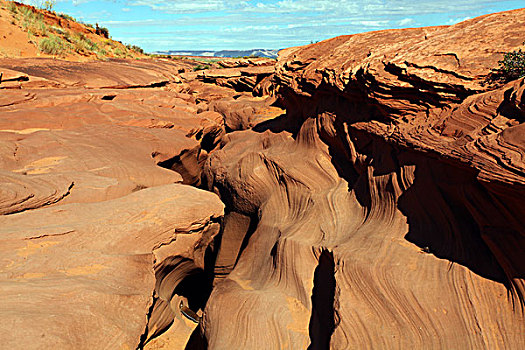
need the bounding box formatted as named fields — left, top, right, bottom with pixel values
left=200, top=9, right=525, bottom=349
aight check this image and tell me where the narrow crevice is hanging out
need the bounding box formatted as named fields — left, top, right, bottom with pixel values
left=137, top=214, right=223, bottom=348
left=232, top=212, right=260, bottom=268
left=136, top=291, right=157, bottom=350
left=184, top=326, right=208, bottom=350
left=103, top=81, right=169, bottom=89
left=308, top=250, right=337, bottom=350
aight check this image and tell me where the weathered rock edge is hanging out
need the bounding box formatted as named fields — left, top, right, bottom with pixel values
left=199, top=9, right=525, bottom=349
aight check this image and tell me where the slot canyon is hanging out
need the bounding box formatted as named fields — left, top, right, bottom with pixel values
left=0, top=7, right=524, bottom=349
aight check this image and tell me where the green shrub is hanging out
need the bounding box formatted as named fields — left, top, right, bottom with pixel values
left=193, top=64, right=210, bottom=71
left=95, top=23, right=109, bottom=38
left=126, top=44, right=144, bottom=54
left=104, top=38, right=117, bottom=48
left=58, top=13, right=75, bottom=22
left=64, top=32, right=98, bottom=54
left=499, top=46, right=525, bottom=81
left=37, top=20, right=48, bottom=35
left=113, top=47, right=124, bottom=57
left=51, top=26, right=66, bottom=35
left=39, top=34, right=67, bottom=55
left=83, top=37, right=98, bottom=51
left=19, top=6, right=34, bottom=20
left=8, top=1, right=17, bottom=14
left=19, top=6, right=48, bottom=36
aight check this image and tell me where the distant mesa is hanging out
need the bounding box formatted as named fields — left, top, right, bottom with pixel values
left=154, top=49, right=279, bottom=59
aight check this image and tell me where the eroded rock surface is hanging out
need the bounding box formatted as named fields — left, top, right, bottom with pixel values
left=200, top=9, right=525, bottom=349
left=2, top=9, right=525, bottom=350
left=0, top=184, right=222, bottom=349
left=197, top=65, right=274, bottom=92
left=0, top=57, right=233, bottom=349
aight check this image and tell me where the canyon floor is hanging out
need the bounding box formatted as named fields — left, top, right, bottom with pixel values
left=1, top=7, right=525, bottom=350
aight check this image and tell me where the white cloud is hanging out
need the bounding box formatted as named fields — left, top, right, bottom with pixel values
left=446, top=16, right=473, bottom=24
left=129, top=0, right=248, bottom=13
left=397, top=18, right=415, bottom=26
left=28, top=0, right=521, bottom=52
left=359, top=20, right=389, bottom=27
left=126, top=0, right=516, bottom=16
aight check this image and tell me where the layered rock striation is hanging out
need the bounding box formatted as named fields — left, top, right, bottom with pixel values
left=1, top=9, right=525, bottom=350
left=0, top=58, right=230, bottom=349
left=200, top=9, right=525, bottom=349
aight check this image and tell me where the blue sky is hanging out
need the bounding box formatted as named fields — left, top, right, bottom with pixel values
left=20, top=0, right=525, bottom=52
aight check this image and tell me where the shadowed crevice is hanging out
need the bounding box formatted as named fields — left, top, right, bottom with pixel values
left=185, top=326, right=208, bottom=350
left=155, top=147, right=205, bottom=186
left=308, top=250, right=337, bottom=350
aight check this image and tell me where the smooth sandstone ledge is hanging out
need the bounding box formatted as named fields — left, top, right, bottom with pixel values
left=0, top=183, right=224, bottom=350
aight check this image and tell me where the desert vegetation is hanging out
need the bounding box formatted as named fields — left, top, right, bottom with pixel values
left=2, top=0, right=145, bottom=59
left=193, top=64, right=211, bottom=71
left=499, top=43, right=525, bottom=80
left=95, top=23, right=109, bottom=38
left=38, top=33, right=66, bottom=55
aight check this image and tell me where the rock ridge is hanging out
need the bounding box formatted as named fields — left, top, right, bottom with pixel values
left=198, top=9, right=525, bottom=349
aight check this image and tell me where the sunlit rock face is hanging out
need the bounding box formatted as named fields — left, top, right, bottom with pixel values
left=200, top=9, right=525, bottom=349
left=1, top=9, right=524, bottom=350
left=0, top=58, right=227, bottom=349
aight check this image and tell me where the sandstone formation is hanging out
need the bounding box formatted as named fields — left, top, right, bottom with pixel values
left=0, top=184, right=222, bottom=349
left=1, top=7, right=525, bottom=350
left=200, top=9, right=525, bottom=349
left=216, top=57, right=275, bottom=69
left=197, top=65, right=274, bottom=92
left=0, top=58, right=229, bottom=349
left=0, top=52, right=284, bottom=348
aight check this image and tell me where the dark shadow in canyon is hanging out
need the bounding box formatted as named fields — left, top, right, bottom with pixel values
left=156, top=147, right=204, bottom=186
left=232, top=212, right=260, bottom=268
left=253, top=113, right=298, bottom=134
left=139, top=222, right=223, bottom=349
left=185, top=327, right=208, bottom=350
left=174, top=260, right=215, bottom=313
left=397, top=162, right=510, bottom=285
left=182, top=244, right=217, bottom=350
left=320, top=115, right=523, bottom=307
left=210, top=210, right=259, bottom=280
left=307, top=250, right=337, bottom=350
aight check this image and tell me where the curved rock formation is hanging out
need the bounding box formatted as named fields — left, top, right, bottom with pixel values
left=0, top=183, right=222, bottom=349
left=1, top=8, right=524, bottom=350
left=197, top=65, right=274, bottom=92
left=0, top=57, right=227, bottom=349
left=200, top=9, right=525, bottom=349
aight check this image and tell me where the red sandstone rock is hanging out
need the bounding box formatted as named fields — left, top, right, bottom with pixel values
left=0, top=184, right=222, bottom=349
left=197, top=65, right=274, bottom=92
left=201, top=9, right=525, bottom=349
left=0, top=57, right=226, bottom=349
left=2, top=8, right=525, bottom=350
left=217, top=57, right=275, bottom=68
left=207, top=95, right=284, bottom=131
left=0, top=58, right=186, bottom=89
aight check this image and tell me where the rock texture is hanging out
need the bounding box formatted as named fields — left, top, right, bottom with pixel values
left=197, top=65, right=274, bottom=92
left=0, top=184, right=222, bottom=349
left=200, top=9, right=525, bottom=349
left=2, top=8, right=525, bottom=350
left=0, top=57, right=231, bottom=349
